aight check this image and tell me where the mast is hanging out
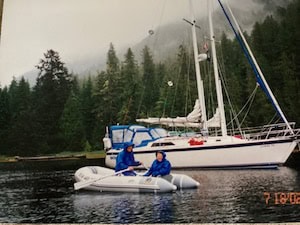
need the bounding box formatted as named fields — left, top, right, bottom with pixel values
left=189, top=0, right=207, bottom=129
left=208, top=0, right=227, bottom=136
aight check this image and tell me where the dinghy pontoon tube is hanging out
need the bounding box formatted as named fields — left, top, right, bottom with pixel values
left=74, top=166, right=177, bottom=193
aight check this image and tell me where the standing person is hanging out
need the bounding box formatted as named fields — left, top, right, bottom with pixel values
left=115, top=142, right=142, bottom=176
left=144, top=150, right=171, bottom=177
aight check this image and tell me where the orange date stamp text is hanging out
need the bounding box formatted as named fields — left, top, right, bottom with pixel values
left=264, top=192, right=300, bottom=205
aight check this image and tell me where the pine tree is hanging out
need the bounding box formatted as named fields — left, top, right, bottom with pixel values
left=173, top=45, right=197, bottom=117
left=0, top=87, right=10, bottom=154
left=81, top=76, right=96, bottom=145
left=219, top=33, right=249, bottom=125
left=6, top=109, right=43, bottom=156
left=60, top=87, right=85, bottom=152
left=141, top=46, right=158, bottom=115
left=9, top=77, right=31, bottom=118
left=276, top=52, right=300, bottom=124
left=93, top=44, right=121, bottom=149
left=96, top=43, right=121, bottom=125
left=8, top=78, right=18, bottom=118
left=0, top=87, right=10, bottom=130
left=33, top=49, right=73, bottom=153
left=118, top=48, right=141, bottom=123
left=93, top=70, right=107, bottom=142
left=3, top=78, right=42, bottom=156
left=154, top=63, right=169, bottom=117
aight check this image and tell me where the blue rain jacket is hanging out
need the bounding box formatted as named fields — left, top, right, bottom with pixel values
left=144, top=151, right=171, bottom=177
left=115, top=142, right=141, bottom=176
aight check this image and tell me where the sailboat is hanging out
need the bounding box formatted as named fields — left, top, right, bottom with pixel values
left=104, top=0, right=300, bottom=169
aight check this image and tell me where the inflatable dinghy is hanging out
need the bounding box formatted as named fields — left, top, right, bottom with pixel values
left=74, top=166, right=199, bottom=193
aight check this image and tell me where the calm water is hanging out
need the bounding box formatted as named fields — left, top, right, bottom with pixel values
left=0, top=159, right=300, bottom=223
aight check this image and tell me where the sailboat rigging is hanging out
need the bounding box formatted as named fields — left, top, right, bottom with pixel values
left=218, top=0, right=294, bottom=134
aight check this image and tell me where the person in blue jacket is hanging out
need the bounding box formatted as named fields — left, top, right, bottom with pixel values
left=144, top=150, right=171, bottom=177
left=115, top=142, right=142, bottom=176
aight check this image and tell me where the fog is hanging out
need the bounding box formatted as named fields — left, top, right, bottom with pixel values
left=0, top=0, right=292, bottom=87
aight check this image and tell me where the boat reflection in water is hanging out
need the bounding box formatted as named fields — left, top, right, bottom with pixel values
left=72, top=192, right=175, bottom=223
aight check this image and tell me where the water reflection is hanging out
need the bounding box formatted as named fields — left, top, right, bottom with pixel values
left=73, top=192, right=175, bottom=223
left=111, top=195, right=147, bottom=223
left=0, top=160, right=300, bottom=223
left=151, top=194, right=174, bottom=223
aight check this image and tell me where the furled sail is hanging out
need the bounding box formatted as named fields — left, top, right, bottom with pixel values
left=136, top=100, right=202, bottom=128
left=206, top=108, right=221, bottom=128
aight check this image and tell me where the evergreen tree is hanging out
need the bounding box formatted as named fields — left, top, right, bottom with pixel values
left=0, top=87, right=10, bottom=154
left=60, top=86, right=85, bottom=152
left=33, top=49, right=73, bottom=153
left=140, top=46, right=158, bottom=115
left=3, top=78, right=41, bottom=156
left=94, top=43, right=121, bottom=125
left=154, top=63, right=169, bottom=117
left=163, top=45, right=194, bottom=118
left=5, top=109, right=43, bottom=156
left=81, top=76, right=96, bottom=145
left=10, top=77, right=31, bottom=118
left=8, top=78, right=18, bottom=119
left=118, top=48, right=141, bottom=123
left=0, top=87, right=10, bottom=131
left=276, top=52, right=300, bottom=123
left=93, top=44, right=122, bottom=148
left=93, top=70, right=107, bottom=143
left=219, top=33, right=249, bottom=126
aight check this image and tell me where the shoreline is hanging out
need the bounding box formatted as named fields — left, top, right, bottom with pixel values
left=0, top=151, right=106, bottom=163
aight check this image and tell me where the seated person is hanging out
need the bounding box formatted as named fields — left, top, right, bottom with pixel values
left=115, top=142, right=142, bottom=176
left=144, top=150, right=171, bottom=177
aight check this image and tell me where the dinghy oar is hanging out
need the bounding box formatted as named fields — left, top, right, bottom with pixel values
left=74, top=168, right=129, bottom=190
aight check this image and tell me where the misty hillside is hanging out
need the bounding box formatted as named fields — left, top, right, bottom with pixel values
left=131, top=0, right=293, bottom=63
left=22, top=0, right=293, bottom=86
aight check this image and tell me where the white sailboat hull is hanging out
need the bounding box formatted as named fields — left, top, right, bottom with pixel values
left=106, top=137, right=297, bottom=169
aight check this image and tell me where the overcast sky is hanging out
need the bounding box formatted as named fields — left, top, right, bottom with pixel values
left=0, top=0, right=261, bottom=87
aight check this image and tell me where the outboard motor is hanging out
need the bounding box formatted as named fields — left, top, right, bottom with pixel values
left=103, top=137, right=112, bottom=151
left=103, top=126, right=112, bottom=151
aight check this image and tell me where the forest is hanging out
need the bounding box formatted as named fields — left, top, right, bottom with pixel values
left=0, top=0, right=299, bottom=156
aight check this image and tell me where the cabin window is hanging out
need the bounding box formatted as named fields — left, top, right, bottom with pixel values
left=133, top=132, right=153, bottom=146
left=153, top=128, right=168, bottom=137
left=112, top=130, right=125, bottom=143
left=123, top=129, right=134, bottom=142
left=150, top=129, right=160, bottom=139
